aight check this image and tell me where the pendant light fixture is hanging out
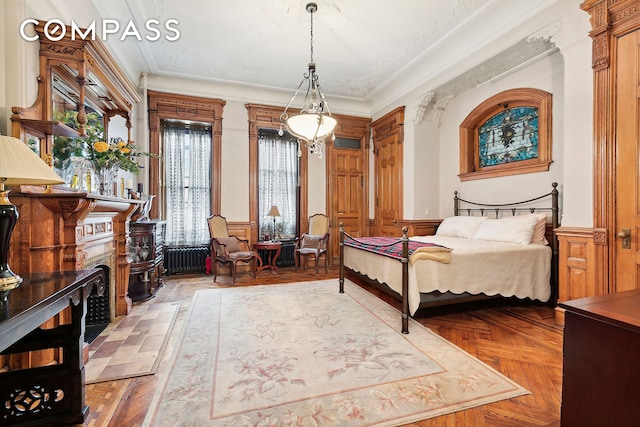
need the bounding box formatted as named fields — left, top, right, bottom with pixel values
left=279, top=2, right=336, bottom=159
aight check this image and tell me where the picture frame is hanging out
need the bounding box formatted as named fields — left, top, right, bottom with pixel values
left=459, top=88, right=552, bottom=181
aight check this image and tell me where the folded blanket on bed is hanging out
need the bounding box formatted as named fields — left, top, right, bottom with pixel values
left=409, top=245, right=453, bottom=265
left=344, top=236, right=450, bottom=261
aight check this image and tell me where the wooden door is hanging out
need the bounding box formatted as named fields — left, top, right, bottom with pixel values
left=372, top=107, right=404, bottom=237
left=329, top=141, right=365, bottom=261
left=615, top=30, right=640, bottom=292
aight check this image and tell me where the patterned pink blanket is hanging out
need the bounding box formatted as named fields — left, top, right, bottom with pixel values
left=344, top=236, right=449, bottom=260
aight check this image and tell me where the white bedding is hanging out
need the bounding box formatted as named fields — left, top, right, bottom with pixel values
left=344, top=235, right=551, bottom=315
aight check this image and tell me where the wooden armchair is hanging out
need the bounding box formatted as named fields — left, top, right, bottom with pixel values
left=294, top=213, right=330, bottom=275
left=207, top=215, right=256, bottom=283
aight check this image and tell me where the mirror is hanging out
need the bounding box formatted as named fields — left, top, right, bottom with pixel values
left=11, top=21, right=141, bottom=192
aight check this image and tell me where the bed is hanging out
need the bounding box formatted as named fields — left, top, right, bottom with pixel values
left=339, top=183, right=559, bottom=333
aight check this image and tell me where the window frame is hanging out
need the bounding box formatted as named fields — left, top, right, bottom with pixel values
left=148, top=91, right=224, bottom=219
left=247, top=104, right=309, bottom=244
left=459, top=88, right=552, bottom=181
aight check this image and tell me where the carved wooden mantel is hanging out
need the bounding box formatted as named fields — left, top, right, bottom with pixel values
left=8, top=186, right=144, bottom=319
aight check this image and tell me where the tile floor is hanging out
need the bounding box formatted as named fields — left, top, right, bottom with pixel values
left=85, top=301, right=181, bottom=384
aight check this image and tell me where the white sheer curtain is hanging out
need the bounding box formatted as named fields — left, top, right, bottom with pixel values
left=163, top=123, right=211, bottom=245
left=258, top=129, right=298, bottom=239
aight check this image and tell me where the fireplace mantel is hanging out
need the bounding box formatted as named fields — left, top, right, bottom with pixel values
left=8, top=186, right=145, bottom=318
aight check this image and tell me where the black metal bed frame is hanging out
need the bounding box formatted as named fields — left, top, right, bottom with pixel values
left=339, top=182, right=560, bottom=334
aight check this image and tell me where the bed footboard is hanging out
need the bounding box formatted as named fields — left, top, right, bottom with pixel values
left=339, top=223, right=411, bottom=334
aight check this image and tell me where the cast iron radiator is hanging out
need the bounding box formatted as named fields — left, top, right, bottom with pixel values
left=164, top=245, right=209, bottom=275
left=277, top=239, right=296, bottom=267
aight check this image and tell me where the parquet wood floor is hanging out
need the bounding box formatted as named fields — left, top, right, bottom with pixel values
left=78, top=266, right=563, bottom=426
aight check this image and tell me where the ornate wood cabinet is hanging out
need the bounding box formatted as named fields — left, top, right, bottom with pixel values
left=128, top=220, right=166, bottom=302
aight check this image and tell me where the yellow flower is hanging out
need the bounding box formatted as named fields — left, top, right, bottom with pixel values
left=93, top=141, right=109, bottom=153
left=117, top=140, right=127, bottom=149
left=120, top=147, right=131, bottom=154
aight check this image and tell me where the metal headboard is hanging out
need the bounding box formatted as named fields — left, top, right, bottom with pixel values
left=453, top=182, right=559, bottom=305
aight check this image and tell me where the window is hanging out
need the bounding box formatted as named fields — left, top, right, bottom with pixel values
left=162, top=121, right=212, bottom=245
left=258, top=128, right=299, bottom=239
left=459, top=88, right=552, bottom=181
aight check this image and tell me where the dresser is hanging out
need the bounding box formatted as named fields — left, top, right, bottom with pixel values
left=128, top=220, right=166, bottom=302
left=560, top=289, right=640, bottom=426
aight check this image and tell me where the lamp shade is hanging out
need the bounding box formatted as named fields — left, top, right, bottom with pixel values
left=0, top=135, right=64, bottom=186
left=286, top=113, right=337, bottom=142
left=268, top=205, right=281, bottom=217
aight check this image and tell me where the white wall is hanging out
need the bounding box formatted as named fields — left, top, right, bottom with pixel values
left=371, top=0, right=592, bottom=228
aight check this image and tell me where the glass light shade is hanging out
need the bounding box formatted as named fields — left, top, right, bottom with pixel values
left=286, top=113, right=337, bottom=142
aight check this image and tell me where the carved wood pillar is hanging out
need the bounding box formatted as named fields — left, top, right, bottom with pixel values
left=581, top=0, right=640, bottom=294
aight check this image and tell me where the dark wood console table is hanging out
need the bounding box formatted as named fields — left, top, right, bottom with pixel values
left=0, top=269, right=105, bottom=426
left=560, top=289, right=640, bottom=426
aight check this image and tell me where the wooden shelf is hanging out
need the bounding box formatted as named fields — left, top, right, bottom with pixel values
left=17, top=119, right=81, bottom=138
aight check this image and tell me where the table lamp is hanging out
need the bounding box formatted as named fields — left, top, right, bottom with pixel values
left=0, top=135, right=64, bottom=300
left=267, top=205, right=281, bottom=240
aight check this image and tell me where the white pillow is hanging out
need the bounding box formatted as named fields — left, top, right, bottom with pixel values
left=501, top=213, right=549, bottom=245
left=472, top=214, right=538, bottom=245
left=436, top=216, right=487, bottom=239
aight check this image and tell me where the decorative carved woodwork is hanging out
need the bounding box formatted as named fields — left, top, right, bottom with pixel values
left=11, top=22, right=140, bottom=154
left=8, top=187, right=143, bottom=319
left=459, top=88, right=553, bottom=181
left=147, top=91, right=225, bottom=220
left=581, top=0, right=640, bottom=295
left=0, top=269, right=104, bottom=426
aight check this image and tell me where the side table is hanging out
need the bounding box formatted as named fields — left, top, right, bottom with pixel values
left=254, top=241, right=282, bottom=273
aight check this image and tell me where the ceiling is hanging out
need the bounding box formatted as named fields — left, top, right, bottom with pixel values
left=47, top=0, right=561, bottom=110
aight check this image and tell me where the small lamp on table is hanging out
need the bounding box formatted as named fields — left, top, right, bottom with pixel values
left=0, top=135, right=64, bottom=301
left=267, top=205, right=281, bottom=241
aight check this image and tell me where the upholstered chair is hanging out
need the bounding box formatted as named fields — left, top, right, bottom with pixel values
left=294, top=213, right=330, bottom=275
left=207, top=215, right=256, bottom=283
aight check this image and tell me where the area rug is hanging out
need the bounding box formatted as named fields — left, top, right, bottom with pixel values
left=85, top=301, right=181, bottom=384
left=143, top=280, right=528, bottom=426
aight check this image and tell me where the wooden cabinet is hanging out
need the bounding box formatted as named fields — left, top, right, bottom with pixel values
left=128, top=220, right=166, bottom=302
left=560, top=289, right=640, bottom=425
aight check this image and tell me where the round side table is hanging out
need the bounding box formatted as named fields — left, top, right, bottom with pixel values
left=254, top=241, right=282, bottom=273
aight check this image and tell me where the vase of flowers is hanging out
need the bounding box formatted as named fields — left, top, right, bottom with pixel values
left=88, top=137, right=150, bottom=195
left=52, top=111, right=155, bottom=195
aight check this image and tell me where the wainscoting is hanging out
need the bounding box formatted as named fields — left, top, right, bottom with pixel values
left=555, top=226, right=598, bottom=322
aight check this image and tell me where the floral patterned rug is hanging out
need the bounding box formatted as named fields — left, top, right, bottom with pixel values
left=143, top=280, right=528, bottom=426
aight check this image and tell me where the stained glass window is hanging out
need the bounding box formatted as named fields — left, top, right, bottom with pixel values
left=478, top=107, right=539, bottom=167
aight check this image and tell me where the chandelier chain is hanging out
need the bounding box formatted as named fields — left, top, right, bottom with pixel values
left=309, top=5, right=314, bottom=64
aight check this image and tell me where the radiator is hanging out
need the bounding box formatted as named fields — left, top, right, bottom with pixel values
left=277, top=239, right=296, bottom=267
left=164, top=245, right=209, bottom=275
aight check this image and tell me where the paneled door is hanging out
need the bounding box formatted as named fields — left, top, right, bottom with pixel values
left=614, top=30, right=640, bottom=292
left=372, top=107, right=404, bottom=237
left=329, top=139, right=366, bottom=263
